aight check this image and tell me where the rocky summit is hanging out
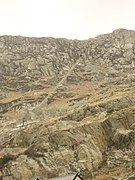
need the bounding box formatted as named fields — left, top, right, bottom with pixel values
left=0, top=29, right=135, bottom=180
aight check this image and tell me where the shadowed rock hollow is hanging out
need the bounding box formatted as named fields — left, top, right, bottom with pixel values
left=0, top=29, right=135, bottom=179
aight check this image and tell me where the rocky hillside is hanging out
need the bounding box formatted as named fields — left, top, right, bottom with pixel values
left=0, top=29, right=135, bottom=179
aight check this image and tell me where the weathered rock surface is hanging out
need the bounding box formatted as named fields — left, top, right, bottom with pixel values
left=0, top=29, right=135, bottom=179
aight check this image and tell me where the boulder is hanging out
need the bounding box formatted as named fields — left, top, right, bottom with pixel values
left=112, top=129, right=135, bottom=149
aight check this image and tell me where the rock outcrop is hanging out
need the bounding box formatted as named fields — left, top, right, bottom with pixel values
left=0, top=29, right=135, bottom=179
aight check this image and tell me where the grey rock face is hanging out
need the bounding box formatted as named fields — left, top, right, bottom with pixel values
left=0, top=29, right=134, bottom=80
